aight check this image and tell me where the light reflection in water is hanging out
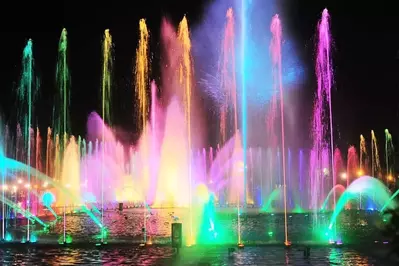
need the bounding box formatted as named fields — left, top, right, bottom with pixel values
left=0, top=246, right=385, bottom=265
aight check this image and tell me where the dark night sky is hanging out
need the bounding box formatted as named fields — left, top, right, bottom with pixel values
left=1, top=0, right=399, bottom=149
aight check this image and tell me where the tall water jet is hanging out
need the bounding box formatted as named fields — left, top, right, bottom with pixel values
left=61, top=137, right=81, bottom=204
left=220, top=7, right=242, bottom=246
left=240, top=0, right=248, bottom=213
left=135, top=19, right=152, bottom=197
left=177, top=16, right=194, bottom=246
left=135, top=19, right=150, bottom=132
left=54, top=28, right=70, bottom=147
left=0, top=120, right=4, bottom=240
left=333, top=148, right=344, bottom=191
left=371, top=130, right=380, bottom=178
left=311, top=9, right=334, bottom=210
left=101, top=29, right=113, bottom=243
left=219, top=8, right=238, bottom=144
left=346, top=146, right=358, bottom=187
left=384, top=129, right=394, bottom=182
left=360, top=134, right=367, bottom=173
left=34, top=128, right=42, bottom=214
left=54, top=30, right=70, bottom=239
left=148, top=81, right=158, bottom=205
left=270, top=14, right=288, bottom=245
left=135, top=19, right=150, bottom=244
left=16, top=39, right=39, bottom=242
left=46, top=128, right=52, bottom=176
left=102, top=30, right=113, bottom=126
left=346, top=146, right=358, bottom=208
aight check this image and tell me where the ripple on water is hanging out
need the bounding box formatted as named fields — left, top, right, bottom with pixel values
left=0, top=246, right=389, bottom=265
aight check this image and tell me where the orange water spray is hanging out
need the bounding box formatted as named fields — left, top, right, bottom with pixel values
left=371, top=130, right=380, bottom=178
left=359, top=134, right=367, bottom=171
left=178, top=16, right=194, bottom=246
left=135, top=19, right=150, bottom=132
left=54, top=134, right=60, bottom=182
left=102, top=29, right=113, bottom=125
left=135, top=19, right=150, bottom=244
left=385, top=129, right=394, bottom=181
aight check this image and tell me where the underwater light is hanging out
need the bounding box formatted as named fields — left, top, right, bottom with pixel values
left=340, top=172, right=347, bottom=180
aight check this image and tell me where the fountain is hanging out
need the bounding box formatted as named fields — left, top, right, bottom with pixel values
left=371, top=130, right=381, bottom=178
left=385, top=129, right=394, bottom=183
left=0, top=5, right=398, bottom=248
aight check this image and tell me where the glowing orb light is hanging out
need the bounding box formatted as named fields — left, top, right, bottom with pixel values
left=42, top=192, right=56, bottom=207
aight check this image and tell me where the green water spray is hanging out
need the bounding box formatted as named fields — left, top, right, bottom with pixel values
left=17, top=39, right=39, bottom=242
left=55, top=29, right=70, bottom=149
left=329, top=176, right=396, bottom=230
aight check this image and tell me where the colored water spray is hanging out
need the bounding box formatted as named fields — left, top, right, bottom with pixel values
left=47, top=130, right=54, bottom=178
left=371, top=130, right=380, bottom=178
left=4, top=155, right=103, bottom=228
left=35, top=128, right=41, bottom=215
left=329, top=176, right=396, bottom=230
left=135, top=19, right=150, bottom=244
left=177, top=16, right=194, bottom=246
left=55, top=29, right=70, bottom=243
left=346, top=146, right=358, bottom=209
left=238, top=1, right=248, bottom=247
left=346, top=146, right=358, bottom=187
left=55, top=28, right=70, bottom=145
left=0, top=124, right=4, bottom=240
left=220, top=7, right=242, bottom=245
left=17, top=39, right=38, bottom=242
left=102, top=29, right=113, bottom=126
left=100, top=29, right=113, bottom=243
left=310, top=9, right=335, bottom=241
left=360, top=135, right=367, bottom=171
left=219, top=8, right=237, bottom=145
left=270, top=14, right=289, bottom=245
left=135, top=19, right=150, bottom=132
left=311, top=9, right=334, bottom=209
left=384, top=129, right=394, bottom=182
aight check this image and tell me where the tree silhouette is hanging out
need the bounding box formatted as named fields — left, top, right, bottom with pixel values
left=382, top=206, right=399, bottom=257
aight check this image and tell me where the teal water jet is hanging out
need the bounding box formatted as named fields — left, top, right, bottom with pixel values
left=55, top=28, right=70, bottom=140
left=1, top=156, right=103, bottom=228
left=321, top=184, right=345, bottom=211
left=16, top=39, right=39, bottom=242
left=329, top=176, right=396, bottom=230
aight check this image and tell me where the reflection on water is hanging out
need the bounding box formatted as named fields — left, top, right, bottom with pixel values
left=12, top=208, right=385, bottom=245
left=0, top=246, right=388, bottom=265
